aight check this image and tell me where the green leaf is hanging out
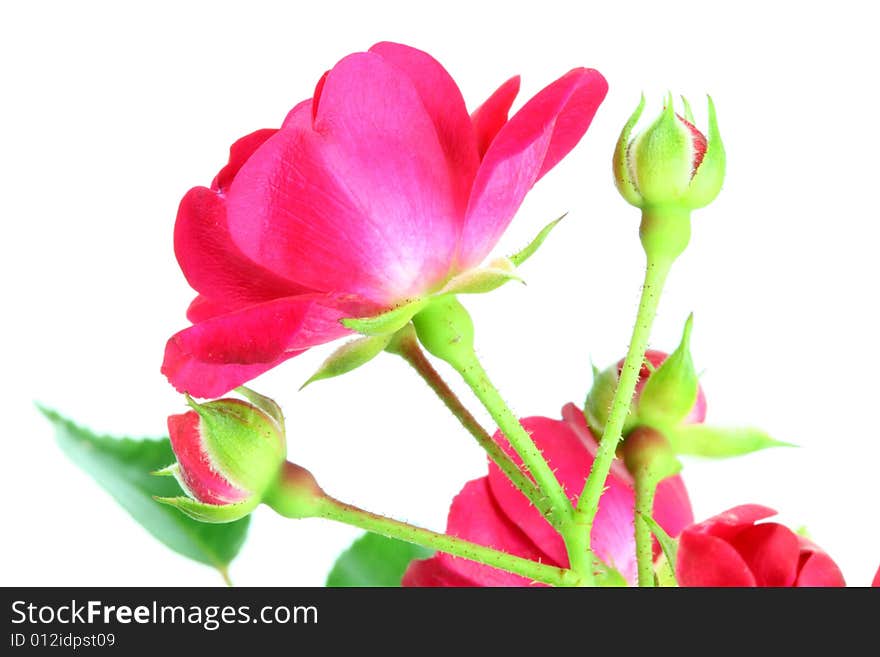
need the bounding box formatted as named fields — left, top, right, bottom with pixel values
left=41, top=406, right=250, bottom=581
left=300, top=334, right=392, bottom=389
left=639, top=513, right=678, bottom=587
left=509, top=213, right=566, bottom=267
left=638, top=313, right=698, bottom=426
left=341, top=298, right=428, bottom=336
left=666, top=423, right=795, bottom=458
left=326, top=532, right=432, bottom=587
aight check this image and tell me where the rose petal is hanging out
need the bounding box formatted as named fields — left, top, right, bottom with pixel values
left=677, top=530, right=757, bottom=587
left=872, top=564, right=880, bottom=587
left=162, top=293, right=370, bottom=397
left=174, top=187, right=308, bottom=322
left=227, top=52, right=461, bottom=303
left=211, top=128, right=278, bottom=192
left=459, top=68, right=607, bottom=268
left=729, top=523, right=800, bottom=587
left=402, top=557, right=479, bottom=587
left=167, top=411, right=248, bottom=505
left=471, top=76, right=520, bottom=158
left=441, top=477, right=553, bottom=586
left=369, top=41, right=479, bottom=213
left=794, top=536, right=846, bottom=587
left=691, top=504, right=778, bottom=543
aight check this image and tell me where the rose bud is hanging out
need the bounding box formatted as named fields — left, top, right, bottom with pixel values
left=155, top=389, right=287, bottom=522
left=676, top=505, right=846, bottom=587
left=585, top=338, right=706, bottom=440
left=614, top=93, right=724, bottom=212
left=612, top=94, right=725, bottom=265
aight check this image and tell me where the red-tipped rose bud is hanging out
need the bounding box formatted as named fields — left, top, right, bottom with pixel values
left=155, top=391, right=286, bottom=523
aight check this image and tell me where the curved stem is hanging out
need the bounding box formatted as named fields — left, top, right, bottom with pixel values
left=314, top=496, right=583, bottom=587
left=633, top=473, right=658, bottom=587
left=575, top=257, right=672, bottom=550
left=454, top=356, right=573, bottom=530
left=387, top=328, right=551, bottom=522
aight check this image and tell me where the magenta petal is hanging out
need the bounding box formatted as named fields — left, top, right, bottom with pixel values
left=227, top=52, right=462, bottom=303
left=471, top=76, right=521, bottom=159
left=161, top=294, right=364, bottom=397
left=677, top=531, right=757, bottom=587
left=281, top=98, right=313, bottom=130
left=167, top=411, right=248, bottom=505
left=459, top=68, right=608, bottom=268
left=653, top=474, right=695, bottom=543
left=369, top=41, right=480, bottom=213
left=211, top=128, right=278, bottom=192
left=872, top=564, right=880, bottom=587
left=695, top=504, right=778, bottom=543
left=174, top=187, right=308, bottom=321
left=729, top=523, right=800, bottom=586
left=794, top=540, right=846, bottom=587
left=440, top=477, right=553, bottom=587
left=402, top=558, right=479, bottom=587
left=487, top=416, right=581, bottom=570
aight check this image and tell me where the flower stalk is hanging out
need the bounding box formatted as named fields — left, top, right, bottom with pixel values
left=265, top=461, right=582, bottom=587
left=386, top=326, right=551, bottom=521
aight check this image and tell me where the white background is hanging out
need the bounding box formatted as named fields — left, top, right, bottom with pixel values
left=2, top=0, right=878, bottom=586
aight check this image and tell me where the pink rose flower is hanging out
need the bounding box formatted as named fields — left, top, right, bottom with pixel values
left=676, top=505, right=845, bottom=586
left=162, top=42, right=607, bottom=397
left=403, top=403, right=693, bottom=586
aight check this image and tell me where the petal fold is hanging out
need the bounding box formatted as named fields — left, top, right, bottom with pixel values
left=441, top=478, right=552, bottom=586
left=471, top=76, right=520, bottom=158
left=459, top=68, right=607, bottom=268
left=162, top=294, right=367, bottom=397
left=227, top=52, right=462, bottom=303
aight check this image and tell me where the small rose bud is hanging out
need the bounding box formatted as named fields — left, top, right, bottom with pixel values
left=613, top=94, right=725, bottom=264
left=156, top=393, right=286, bottom=522
left=614, top=93, right=724, bottom=211
left=584, top=349, right=707, bottom=438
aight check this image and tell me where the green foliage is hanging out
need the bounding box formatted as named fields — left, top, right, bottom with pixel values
left=41, top=406, right=250, bottom=582
left=326, top=532, right=432, bottom=587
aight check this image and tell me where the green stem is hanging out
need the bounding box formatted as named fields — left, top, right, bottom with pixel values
left=454, top=356, right=573, bottom=529
left=633, top=473, right=658, bottom=587
left=386, top=327, right=551, bottom=522
left=575, top=256, right=672, bottom=549
left=315, top=496, right=583, bottom=587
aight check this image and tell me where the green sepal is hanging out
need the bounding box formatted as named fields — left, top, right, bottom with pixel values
left=235, top=386, right=285, bottom=431
left=326, top=532, right=433, bottom=587
left=593, top=560, right=628, bottom=587
left=341, top=298, right=428, bottom=336
left=185, top=396, right=285, bottom=496
left=638, top=314, right=698, bottom=426
left=438, top=258, right=523, bottom=295
left=630, top=92, right=695, bottom=203
left=665, top=424, right=795, bottom=458
left=612, top=94, right=645, bottom=207
left=154, top=495, right=259, bottom=524
left=680, top=95, right=695, bottom=124
left=509, top=213, right=567, bottom=267
left=300, top=334, right=392, bottom=389
left=684, top=95, right=725, bottom=209
left=584, top=364, right=639, bottom=438
left=640, top=512, right=679, bottom=580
